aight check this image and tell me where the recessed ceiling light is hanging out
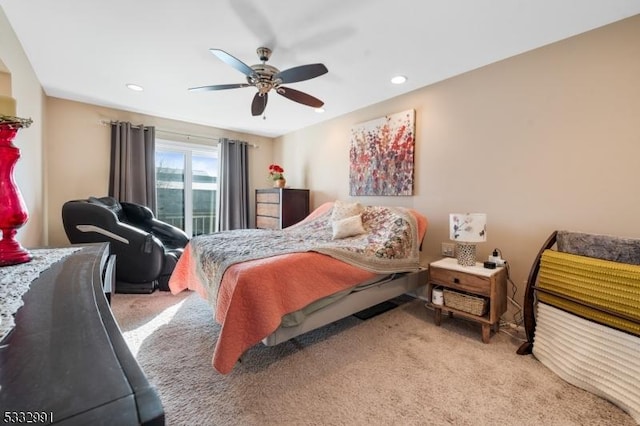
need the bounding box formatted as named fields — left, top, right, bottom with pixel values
left=315, top=107, right=325, bottom=113
left=126, top=83, right=144, bottom=91
left=391, top=75, right=407, bottom=85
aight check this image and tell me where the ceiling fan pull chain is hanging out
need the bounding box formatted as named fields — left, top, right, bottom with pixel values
left=262, top=94, right=266, bottom=120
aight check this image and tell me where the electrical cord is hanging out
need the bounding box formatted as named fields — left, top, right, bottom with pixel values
left=504, top=261, right=524, bottom=326
left=499, top=327, right=527, bottom=342
left=492, top=247, right=524, bottom=328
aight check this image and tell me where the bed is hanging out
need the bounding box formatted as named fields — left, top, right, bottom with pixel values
left=169, top=201, right=428, bottom=374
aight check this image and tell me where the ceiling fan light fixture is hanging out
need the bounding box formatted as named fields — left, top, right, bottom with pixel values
left=126, top=83, right=144, bottom=91
left=391, top=75, right=407, bottom=85
left=193, top=47, right=327, bottom=116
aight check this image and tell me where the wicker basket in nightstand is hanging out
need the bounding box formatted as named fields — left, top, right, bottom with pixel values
left=443, top=289, right=488, bottom=316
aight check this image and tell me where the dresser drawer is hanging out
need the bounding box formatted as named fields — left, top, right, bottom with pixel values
left=430, top=267, right=490, bottom=296
left=256, top=192, right=280, bottom=203
left=256, top=216, right=279, bottom=229
left=256, top=202, right=279, bottom=217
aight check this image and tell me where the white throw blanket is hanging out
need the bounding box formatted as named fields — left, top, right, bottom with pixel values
left=534, top=303, right=640, bottom=423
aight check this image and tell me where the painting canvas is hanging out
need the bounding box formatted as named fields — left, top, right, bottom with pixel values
left=349, top=109, right=415, bottom=196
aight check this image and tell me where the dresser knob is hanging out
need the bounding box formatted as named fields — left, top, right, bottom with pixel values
left=453, top=278, right=460, bottom=284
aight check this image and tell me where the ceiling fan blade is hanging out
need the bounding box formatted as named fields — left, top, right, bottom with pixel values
left=275, top=63, right=328, bottom=84
left=188, top=83, right=251, bottom=92
left=229, top=0, right=278, bottom=52
left=252, top=92, right=268, bottom=116
left=277, top=87, right=324, bottom=108
left=209, top=49, right=255, bottom=77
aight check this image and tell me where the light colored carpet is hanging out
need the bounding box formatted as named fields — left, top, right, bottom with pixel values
left=111, top=291, right=635, bottom=426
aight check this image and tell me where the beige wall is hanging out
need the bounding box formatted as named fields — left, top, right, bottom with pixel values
left=275, top=15, right=640, bottom=318
left=0, top=8, right=45, bottom=247
left=45, top=97, right=274, bottom=246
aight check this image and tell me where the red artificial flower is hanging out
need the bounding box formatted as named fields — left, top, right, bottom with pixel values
left=268, top=164, right=285, bottom=180
left=268, top=164, right=284, bottom=173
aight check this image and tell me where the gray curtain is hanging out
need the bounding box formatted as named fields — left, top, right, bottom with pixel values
left=217, top=138, right=249, bottom=230
left=109, top=121, right=157, bottom=212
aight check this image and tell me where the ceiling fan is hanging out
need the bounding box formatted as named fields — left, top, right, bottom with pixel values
left=189, top=47, right=328, bottom=116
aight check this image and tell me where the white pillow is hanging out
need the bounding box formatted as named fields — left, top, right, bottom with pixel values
left=331, top=200, right=363, bottom=222
left=332, top=214, right=366, bottom=240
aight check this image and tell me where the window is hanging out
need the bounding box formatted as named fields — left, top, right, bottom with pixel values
left=155, top=139, right=218, bottom=236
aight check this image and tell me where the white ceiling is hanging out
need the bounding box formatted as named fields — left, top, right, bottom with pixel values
left=2, top=1, right=640, bottom=138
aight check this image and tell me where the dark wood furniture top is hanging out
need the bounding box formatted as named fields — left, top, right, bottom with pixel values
left=256, top=188, right=310, bottom=229
left=0, top=243, right=164, bottom=425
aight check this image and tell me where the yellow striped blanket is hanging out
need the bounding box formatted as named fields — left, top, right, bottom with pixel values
left=538, top=249, right=640, bottom=336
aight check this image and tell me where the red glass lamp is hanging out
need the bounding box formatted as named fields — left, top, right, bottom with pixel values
left=0, top=117, right=33, bottom=266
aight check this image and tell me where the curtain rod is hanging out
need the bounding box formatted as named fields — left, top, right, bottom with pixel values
left=98, top=120, right=258, bottom=147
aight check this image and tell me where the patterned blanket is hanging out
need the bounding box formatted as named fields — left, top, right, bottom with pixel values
left=190, top=205, right=420, bottom=307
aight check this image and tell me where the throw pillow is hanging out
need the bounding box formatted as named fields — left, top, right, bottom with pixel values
left=331, top=200, right=363, bottom=222
left=332, top=214, right=366, bottom=240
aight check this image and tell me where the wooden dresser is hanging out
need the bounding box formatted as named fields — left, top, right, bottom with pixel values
left=256, top=188, right=310, bottom=229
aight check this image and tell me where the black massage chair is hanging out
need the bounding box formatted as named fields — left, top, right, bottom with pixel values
left=62, top=196, right=190, bottom=293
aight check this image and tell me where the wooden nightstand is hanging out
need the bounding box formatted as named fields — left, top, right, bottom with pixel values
left=426, top=257, right=507, bottom=343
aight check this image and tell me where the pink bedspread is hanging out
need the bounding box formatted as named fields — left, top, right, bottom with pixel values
left=169, top=203, right=427, bottom=374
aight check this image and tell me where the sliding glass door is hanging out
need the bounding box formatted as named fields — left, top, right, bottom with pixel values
left=155, top=140, right=218, bottom=236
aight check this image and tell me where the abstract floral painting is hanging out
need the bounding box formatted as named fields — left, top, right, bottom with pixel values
left=349, top=109, right=415, bottom=196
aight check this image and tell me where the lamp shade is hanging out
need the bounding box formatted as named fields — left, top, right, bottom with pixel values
left=449, top=213, right=487, bottom=243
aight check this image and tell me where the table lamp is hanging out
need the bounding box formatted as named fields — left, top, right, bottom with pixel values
left=449, top=213, right=486, bottom=266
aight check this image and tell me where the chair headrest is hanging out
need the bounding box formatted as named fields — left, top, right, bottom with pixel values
left=88, top=196, right=124, bottom=219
